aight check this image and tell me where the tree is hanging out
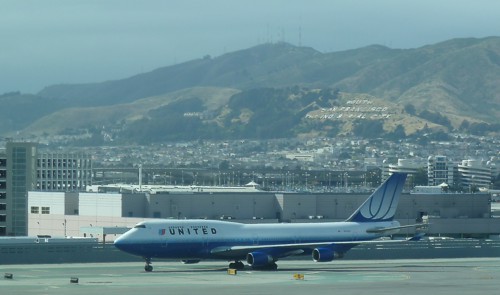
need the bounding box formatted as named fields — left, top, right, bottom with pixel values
left=493, top=173, right=500, bottom=189
left=404, top=104, right=416, bottom=115
left=408, top=168, right=428, bottom=188
left=418, top=110, right=452, bottom=130
left=459, top=119, right=470, bottom=131
left=387, top=124, right=406, bottom=140
left=352, top=120, right=384, bottom=138
left=338, top=151, right=351, bottom=160
left=218, top=160, right=230, bottom=170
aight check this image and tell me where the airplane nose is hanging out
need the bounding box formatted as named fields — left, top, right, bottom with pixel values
left=114, top=233, right=143, bottom=256
left=113, top=235, right=127, bottom=250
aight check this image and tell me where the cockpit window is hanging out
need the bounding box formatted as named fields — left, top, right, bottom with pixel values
left=134, top=224, right=146, bottom=229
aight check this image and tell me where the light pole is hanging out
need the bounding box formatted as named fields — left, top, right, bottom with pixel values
left=305, top=173, right=309, bottom=191
left=344, top=172, right=349, bottom=191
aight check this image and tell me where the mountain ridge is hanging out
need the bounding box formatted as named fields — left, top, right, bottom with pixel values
left=1, top=37, right=499, bottom=142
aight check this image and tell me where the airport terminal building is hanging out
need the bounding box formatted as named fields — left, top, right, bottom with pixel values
left=2, top=141, right=499, bottom=241
left=27, top=189, right=500, bottom=241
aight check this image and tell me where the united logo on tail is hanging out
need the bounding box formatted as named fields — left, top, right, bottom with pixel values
left=347, top=173, right=407, bottom=222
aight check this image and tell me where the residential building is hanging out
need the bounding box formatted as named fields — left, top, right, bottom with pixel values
left=382, top=158, right=426, bottom=180
left=427, top=155, right=454, bottom=186
left=457, top=159, right=496, bottom=189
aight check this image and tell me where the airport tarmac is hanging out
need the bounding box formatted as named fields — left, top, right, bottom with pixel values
left=2, top=258, right=500, bottom=295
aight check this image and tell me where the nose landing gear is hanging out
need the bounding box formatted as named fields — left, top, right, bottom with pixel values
left=144, top=257, right=153, bottom=272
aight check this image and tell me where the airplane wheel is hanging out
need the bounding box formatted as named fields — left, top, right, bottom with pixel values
left=145, top=265, right=153, bottom=272
left=229, top=261, right=245, bottom=270
left=270, top=262, right=278, bottom=270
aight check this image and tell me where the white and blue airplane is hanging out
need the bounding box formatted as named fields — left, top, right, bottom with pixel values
left=114, top=172, right=421, bottom=271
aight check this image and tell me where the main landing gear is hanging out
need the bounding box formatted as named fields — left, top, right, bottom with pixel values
left=144, top=257, right=153, bottom=272
left=267, top=262, right=278, bottom=270
left=228, top=261, right=245, bottom=270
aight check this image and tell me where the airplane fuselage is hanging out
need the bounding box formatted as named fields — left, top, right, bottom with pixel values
left=115, top=219, right=400, bottom=260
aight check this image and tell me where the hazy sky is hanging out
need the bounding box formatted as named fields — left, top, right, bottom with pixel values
left=1, top=0, right=500, bottom=94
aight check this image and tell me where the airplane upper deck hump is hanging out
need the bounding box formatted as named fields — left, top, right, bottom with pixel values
left=346, top=173, right=407, bottom=223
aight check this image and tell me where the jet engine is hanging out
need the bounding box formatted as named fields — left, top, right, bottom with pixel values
left=312, top=247, right=343, bottom=262
left=246, top=252, right=274, bottom=267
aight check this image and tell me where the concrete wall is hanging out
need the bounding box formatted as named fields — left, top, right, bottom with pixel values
left=28, top=214, right=147, bottom=241
left=146, top=193, right=278, bottom=219
left=421, top=218, right=500, bottom=236
left=26, top=190, right=497, bottom=240
left=396, top=194, right=490, bottom=220
left=79, top=193, right=122, bottom=217
left=28, top=191, right=65, bottom=215
left=122, top=193, right=147, bottom=217
left=314, top=194, right=365, bottom=219
left=64, top=192, right=79, bottom=215
left=28, top=191, right=491, bottom=222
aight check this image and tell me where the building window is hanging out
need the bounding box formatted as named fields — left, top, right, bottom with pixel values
left=41, top=207, right=50, bottom=214
left=31, top=206, right=39, bottom=214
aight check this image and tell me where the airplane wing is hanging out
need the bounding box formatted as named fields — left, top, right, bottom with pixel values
left=210, top=236, right=420, bottom=257
left=211, top=223, right=427, bottom=258
left=365, top=223, right=428, bottom=234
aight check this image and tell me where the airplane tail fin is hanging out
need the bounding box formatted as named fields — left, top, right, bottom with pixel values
left=346, top=173, right=407, bottom=223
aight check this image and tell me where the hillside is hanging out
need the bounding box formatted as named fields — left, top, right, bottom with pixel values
left=37, top=43, right=324, bottom=107
left=337, top=37, right=500, bottom=124
left=24, top=87, right=240, bottom=136
left=37, top=38, right=500, bottom=126
left=34, top=43, right=395, bottom=108
left=20, top=86, right=451, bottom=144
left=0, top=92, right=66, bottom=134
left=2, top=37, right=499, bottom=142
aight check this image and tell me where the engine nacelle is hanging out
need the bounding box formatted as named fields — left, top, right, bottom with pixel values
left=181, top=259, right=201, bottom=264
left=312, top=247, right=342, bottom=262
left=246, top=252, right=274, bottom=267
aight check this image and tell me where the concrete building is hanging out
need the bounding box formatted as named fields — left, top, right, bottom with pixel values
left=285, top=153, right=314, bottom=162
left=386, top=159, right=426, bottom=175
left=0, top=150, right=6, bottom=236
left=36, top=152, right=92, bottom=191
left=384, top=156, right=498, bottom=190
left=457, top=159, right=496, bottom=189
left=382, top=159, right=427, bottom=189
left=1, top=142, right=92, bottom=236
left=6, top=142, right=37, bottom=236
left=27, top=190, right=500, bottom=241
left=28, top=191, right=144, bottom=241
left=427, top=155, right=454, bottom=186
